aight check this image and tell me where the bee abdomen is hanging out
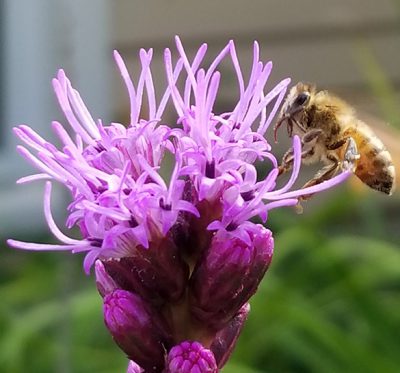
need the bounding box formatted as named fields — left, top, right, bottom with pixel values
left=355, top=148, right=395, bottom=195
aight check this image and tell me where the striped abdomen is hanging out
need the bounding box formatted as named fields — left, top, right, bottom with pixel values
left=344, top=122, right=395, bottom=195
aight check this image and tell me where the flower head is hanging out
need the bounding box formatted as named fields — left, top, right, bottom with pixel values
left=8, top=37, right=351, bottom=372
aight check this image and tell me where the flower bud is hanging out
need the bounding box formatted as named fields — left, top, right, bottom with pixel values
left=104, top=289, right=172, bottom=372
left=167, top=341, right=218, bottom=373
left=103, top=237, right=189, bottom=306
left=189, top=225, right=273, bottom=329
left=210, top=303, right=250, bottom=368
left=95, top=260, right=118, bottom=297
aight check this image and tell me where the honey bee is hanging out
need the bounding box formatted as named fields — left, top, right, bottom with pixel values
left=274, top=82, right=396, bottom=197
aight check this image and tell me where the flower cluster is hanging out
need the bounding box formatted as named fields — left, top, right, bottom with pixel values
left=8, top=37, right=350, bottom=372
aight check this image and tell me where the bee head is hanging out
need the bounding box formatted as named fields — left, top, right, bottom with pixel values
left=274, top=82, right=315, bottom=142
left=285, top=82, right=314, bottom=115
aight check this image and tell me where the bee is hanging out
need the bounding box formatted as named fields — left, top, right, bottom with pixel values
left=274, top=82, right=396, bottom=197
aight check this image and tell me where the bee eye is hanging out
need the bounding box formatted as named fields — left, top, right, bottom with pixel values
left=295, top=92, right=310, bottom=106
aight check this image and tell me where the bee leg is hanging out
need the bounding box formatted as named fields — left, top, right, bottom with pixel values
left=278, top=129, right=323, bottom=176
left=302, top=129, right=323, bottom=144
left=342, top=137, right=360, bottom=171
left=278, top=147, right=315, bottom=175
left=326, top=138, right=348, bottom=150
left=278, top=148, right=295, bottom=175
left=299, top=153, right=340, bottom=201
left=327, top=136, right=360, bottom=171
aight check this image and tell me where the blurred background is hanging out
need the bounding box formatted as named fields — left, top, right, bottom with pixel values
left=1, top=1, right=399, bottom=372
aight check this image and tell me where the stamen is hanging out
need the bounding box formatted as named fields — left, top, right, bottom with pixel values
left=159, top=198, right=172, bottom=211
left=205, top=160, right=216, bottom=178
left=240, top=190, right=255, bottom=201
left=123, top=188, right=132, bottom=195
left=94, top=142, right=106, bottom=152
left=129, top=216, right=139, bottom=227
left=226, top=222, right=238, bottom=231
left=88, top=237, right=103, bottom=247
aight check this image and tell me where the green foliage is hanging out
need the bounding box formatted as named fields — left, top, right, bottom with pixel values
left=354, top=42, right=400, bottom=129
left=225, top=188, right=400, bottom=373
left=1, top=187, right=399, bottom=373
left=0, top=251, right=126, bottom=373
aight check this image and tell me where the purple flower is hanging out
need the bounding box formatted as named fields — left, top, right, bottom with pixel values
left=8, top=37, right=351, bottom=372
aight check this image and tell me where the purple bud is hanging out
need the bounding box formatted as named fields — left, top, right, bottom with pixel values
left=95, top=260, right=118, bottom=297
left=103, top=237, right=189, bottom=306
left=126, top=360, right=143, bottom=373
left=210, top=303, right=250, bottom=369
left=104, top=289, right=172, bottom=372
left=190, top=225, right=273, bottom=329
left=167, top=341, right=218, bottom=373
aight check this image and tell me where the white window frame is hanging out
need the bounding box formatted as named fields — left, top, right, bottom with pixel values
left=0, top=0, right=111, bottom=238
